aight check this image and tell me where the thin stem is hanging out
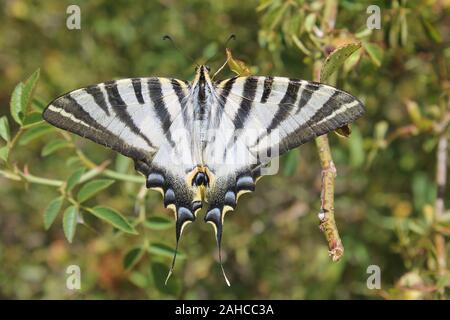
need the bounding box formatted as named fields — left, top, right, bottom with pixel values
left=0, top=168, right=63, bottom=187
left=313, top=55, right=344, bottom=262
left=434, top=132, right=448, bottom=278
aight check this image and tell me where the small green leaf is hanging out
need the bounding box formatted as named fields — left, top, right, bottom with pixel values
left=0, top=146, right=9, bottom=162
left=23, top=112, right=43, bottom=126
left=63, top=205, right=78, bottom=243
left=129, top=271, right=148, bottom=288
left=22, top=69, right=41, bottom=113
left=115, top=153, right=131, bottom=173
left=437, top=273, right=450, bottom=290
left=0, top=116, right=11, bottom=142
left=89, top=206, right=137, bottom=234
left=364, top=43, right=383, bottom=67
left=148, top=243, right=185, bottom=259
left=283, top=150, right=299, bottom=176
left=77, top=179, right=114, bottom=203
left=143, top=216, right=173, bottom=230
left=32, top=98, right=46, bottom=112
left=123, top=247, right=144, bottom=270
left=18, top=124, right=53, bottom=145
left=41, top=139, right=72, bottom=157
left=10, top=82, right=24, bottom=125
left=9, top=69, right=41, bottom=126
left=349, top=126, right=364, bottom=168
left=66, top=156, right=82, bottom=167
left=321, top=42, right=361, bottom=81
left=420, top=15, right=442, bottom=43
left=66, top=167, right=86, bottom=191
left=304, top=13, right=316, bottom=32
left=408, top=220, right=426, bottom=235
left=44, top=196, right=64, bottom=230
left=226, top=48, right=252, bottom=76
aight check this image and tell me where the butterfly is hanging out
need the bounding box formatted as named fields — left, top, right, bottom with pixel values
left=43, top=65, right=365, bottom=285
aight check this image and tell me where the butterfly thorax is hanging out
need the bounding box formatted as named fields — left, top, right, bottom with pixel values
left=190, top=65, right=216, bottom=159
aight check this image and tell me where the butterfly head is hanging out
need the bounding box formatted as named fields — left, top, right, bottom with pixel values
left=195, top=64, right=211, bottom=76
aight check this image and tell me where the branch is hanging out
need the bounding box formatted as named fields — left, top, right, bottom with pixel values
left=434, top=107, right=449, bottom=277
left=313, top=60, right=344, bottom=262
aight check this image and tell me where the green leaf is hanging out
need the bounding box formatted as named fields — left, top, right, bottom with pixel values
left=89, top=206, right=137, bottom=234
left=321, top=42, right=361, bottom=81
left=0, top=146, right=9, bottom=162
left=23, top=112, right=43, bottom=126
left=304, top=13, right=316, bottom=33
left=148, top=243, right=185, bottom=259
left=41, top=139, right=72, bottom=157
left=10, top=82, right=24, bottom=125
left=22, top=69, right=41, bottom=113
left=0, top=116, right=11, bottom=142
left=66, top=167, right=86, bottom=191
left=283, top=150, right=299, bottom=176
left=408, top=220, right=426, bottom=235
left=63, top=205, right=78, bottom=243
left=123, top=247, right=144, bottom=270
left=32, top=98, right=46, bottom=112
left=349, top=126, right=364, bottom=168
left=143, top=216, right=173, bottom=230
left=437, top=273, right=450, bottom=290
left=364, top=43, right=383, bottom=67
left=43, top=196, right=64, bottom=230
left=9, top=69, right=41, bottom=126
left=77, top=179, right=114, bottom=203
left=129, top=271, right=148, bottom=288
left=115, top=153, right=131, bottom=173
left=18, top=124, right=53, bottom=145
left=226, top=48, right=252, bottom=76
left=420, top=15, right=442, bottom=43
left=151, top=262, right=179, bottom=295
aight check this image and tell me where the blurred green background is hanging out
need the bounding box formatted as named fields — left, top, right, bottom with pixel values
left=0, top=0, right=449, bottom=299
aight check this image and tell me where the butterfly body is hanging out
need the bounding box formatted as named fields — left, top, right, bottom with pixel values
left=43, top=64, right=365, bottom=285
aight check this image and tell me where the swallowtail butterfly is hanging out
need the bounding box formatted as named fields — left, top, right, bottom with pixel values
left=43, top=65, right=365, bottom=285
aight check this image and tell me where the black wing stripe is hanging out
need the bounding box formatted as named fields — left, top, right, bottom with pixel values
left=266, top=79, right=299, bottom=133
left=295, top=82, right=317, bottom=114
left=214, top=77, right=237, bottom=127
left=148, top=78, right=176, bottom=148
left=84, top=85, right=110, bottom=116
left=232, top=77, right=258, bottom=130
left=104, top=80, right=155, bottom=149
left=171, top=78, right=186, bottom=105
left=260, top=76, right=273, bottom=103
left=43, top=95, right=150, bottom=161
left=131, top=78, right=145, bottom=104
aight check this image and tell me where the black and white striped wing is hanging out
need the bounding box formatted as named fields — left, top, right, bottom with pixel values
left=215, top=76, right=365, bottom=163
left=43, top=78, right=201, bottom=243
left=202, top=76, right=364, bottom=250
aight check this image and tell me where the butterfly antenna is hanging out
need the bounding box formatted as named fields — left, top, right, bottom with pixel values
left=211, top=34, right=237, bottom=80
left=163, top=35, right=197, bottom=66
